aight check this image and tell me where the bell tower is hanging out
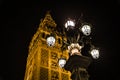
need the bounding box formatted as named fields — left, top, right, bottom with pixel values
left=24, top=11, right=71, bottom=80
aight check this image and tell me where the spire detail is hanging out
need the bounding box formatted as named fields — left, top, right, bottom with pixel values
left=42, top=11, right=57, bottom=27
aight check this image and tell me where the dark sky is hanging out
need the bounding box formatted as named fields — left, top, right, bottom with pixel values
left=0, top=0, right=120, bottom=80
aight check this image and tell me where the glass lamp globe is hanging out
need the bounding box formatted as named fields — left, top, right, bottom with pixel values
left=65, top=20, right=75, bottom=29
left=81, top=24, right=91, bottom=36
left=46, top=36, right=55, bottom=46
left=90, top=48, right=99, bottom=59
left=58, top=58, right=66, bottom=68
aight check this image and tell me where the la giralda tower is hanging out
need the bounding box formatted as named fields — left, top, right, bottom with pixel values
left=24, top=12, right=71, bottom=80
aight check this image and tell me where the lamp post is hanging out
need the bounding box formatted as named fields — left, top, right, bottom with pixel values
left=46, top=18, right=99, bottom=80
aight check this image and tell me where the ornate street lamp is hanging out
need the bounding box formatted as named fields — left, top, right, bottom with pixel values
left=46, top=17, right=100, bottom=80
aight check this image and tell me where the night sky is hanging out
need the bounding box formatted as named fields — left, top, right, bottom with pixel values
left=0, top=0, right=120, bottom=80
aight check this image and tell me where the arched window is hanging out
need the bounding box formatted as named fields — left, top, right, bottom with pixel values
left=42, top=32, right=45, bottom=38
left=58, top=38, right=61, bottom=44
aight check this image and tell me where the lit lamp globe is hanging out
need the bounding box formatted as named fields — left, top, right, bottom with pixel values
left=90, top=48, right=99, bottom=59
left=58, top=58, right=66, bottom=68
left=65, top=20, right=75, bottom=29
left=81, top=24, right=91, bottom=36
left=46, top=36, right=55, bottom=46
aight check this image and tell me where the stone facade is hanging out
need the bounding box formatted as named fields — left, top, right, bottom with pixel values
left=24, top=12, right=71, bottom=80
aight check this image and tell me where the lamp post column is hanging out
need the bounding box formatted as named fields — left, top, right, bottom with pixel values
left=64, top=55, right=92, bottom=80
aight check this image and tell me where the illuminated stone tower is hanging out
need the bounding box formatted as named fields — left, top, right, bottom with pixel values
left=24, top=12, right=71, bottom=80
